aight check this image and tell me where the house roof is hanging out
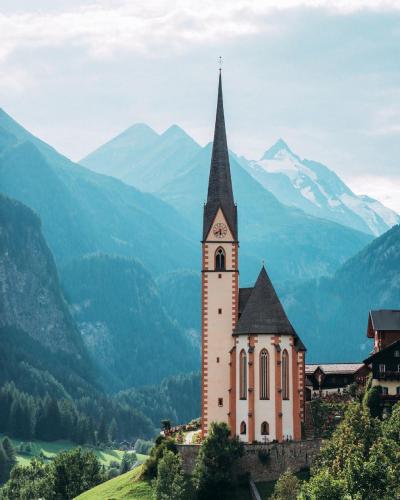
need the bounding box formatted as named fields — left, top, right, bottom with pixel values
left=305, top=363, right=364, bottom=375
left=363, top=338, right=400, bottom=364
left=234, top=266, right=298, bottom=337
left=203, top=73, right=237, bottom=241
left=369, top=310, right=400, bottom=332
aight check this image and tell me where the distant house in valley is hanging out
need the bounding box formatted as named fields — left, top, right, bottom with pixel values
left=305, top=363, right=369, bottom=398
left=363, top=310, right=400, bottom=406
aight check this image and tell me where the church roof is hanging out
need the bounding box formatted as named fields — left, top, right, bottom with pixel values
left=239, top=287, right=253, bottom=316
left=234, top=266, right=299, bottom=340
left=203, top=73, right=237, bottom=240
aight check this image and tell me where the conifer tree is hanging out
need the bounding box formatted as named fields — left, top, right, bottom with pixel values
left=154, top=450, right=187, bottom=500
left=2, top=437, right=16, bottom=472
left=192, top=422, right=243, bottom=499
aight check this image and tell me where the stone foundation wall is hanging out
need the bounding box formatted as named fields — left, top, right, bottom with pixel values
left=177, top=439, right=321, bottom=482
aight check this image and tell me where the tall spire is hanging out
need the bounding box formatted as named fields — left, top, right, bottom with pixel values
left=203, top=71, right=237, bottom=240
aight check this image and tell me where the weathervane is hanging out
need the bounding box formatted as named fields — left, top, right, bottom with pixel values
left=218, top=56, right=222, bottom=73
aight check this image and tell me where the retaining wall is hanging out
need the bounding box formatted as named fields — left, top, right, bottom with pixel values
left=177, top=439, right=321, bottom=482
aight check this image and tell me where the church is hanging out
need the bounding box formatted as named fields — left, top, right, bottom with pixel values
left=201, top=73, right=306, bottom=443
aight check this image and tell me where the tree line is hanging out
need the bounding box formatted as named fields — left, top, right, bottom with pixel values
left=0, top=383, right=154, bottom=445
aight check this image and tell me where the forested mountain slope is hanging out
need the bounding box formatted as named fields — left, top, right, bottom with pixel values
left=0, top=109, right=197, bottom=275
left=0, top=195, right=95, bottom=398
left=283, top=224, right=400, bottom=361
left=159, top=144, right=372, bottom=282
left=62, top=255, right=199, bottom=391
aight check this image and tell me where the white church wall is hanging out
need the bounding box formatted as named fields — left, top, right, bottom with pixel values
left=281, top=335, right=294, bottom=440
left=235, top=335, right=248, bottom=442
left=254, top=335, right=276, bottom=442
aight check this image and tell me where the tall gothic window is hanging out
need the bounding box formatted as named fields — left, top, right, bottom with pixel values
left=259, top=349, right=270, bottom=400
left=282, top=349, right=289, bottom=400
left=215, top=247, right=226, bottom=271
left=240, top=349, right=247, bottom=400
left=261, top=421, right=269, bottom=435
left=240, top=421, right=247, bottom=435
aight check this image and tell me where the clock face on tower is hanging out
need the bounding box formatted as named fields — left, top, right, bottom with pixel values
left=213, top=223, right=227, bottom=238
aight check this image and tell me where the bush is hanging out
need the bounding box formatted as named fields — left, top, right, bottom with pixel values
left=141, top=437, right=177, bottom=479
left=134, top=438, right=154, bottom=455
left=272, top=469, right=300, bottom=499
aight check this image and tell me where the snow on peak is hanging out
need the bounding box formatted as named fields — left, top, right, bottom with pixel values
left=245, top=140, right=400, bottom=236
left=261, top=138, right=294, bottom=160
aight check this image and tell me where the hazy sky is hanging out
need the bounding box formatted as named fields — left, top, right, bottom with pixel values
left=1, top=0, right=399, bottom=211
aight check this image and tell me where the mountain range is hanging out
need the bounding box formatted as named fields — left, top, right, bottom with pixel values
left=243, top=139, right=399, bottom=236
left=81, top=122, right=374, bottom=283
left=81, top=124, right=398, bottom=239
left=282, top=223, right=400, bottom=361
left=1, top=104, right=399, bottom=400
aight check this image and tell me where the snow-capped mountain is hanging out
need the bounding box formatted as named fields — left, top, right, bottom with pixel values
left=243, top=139, right=399, bottom=236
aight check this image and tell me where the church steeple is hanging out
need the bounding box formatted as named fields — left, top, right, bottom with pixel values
left=203, top=72, right=237, bottom=240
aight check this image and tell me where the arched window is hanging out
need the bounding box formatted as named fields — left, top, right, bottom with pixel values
left=239, top=349, right=247, bottom=400
left=215, top=247, right=226, bottom=271
left=240, top=421, right=247, bottom=435
left=261, top=421, right=269, bottom=435
left=259, top=349, right=270, bottom=400
left=282, top=349, right=289, bottom=400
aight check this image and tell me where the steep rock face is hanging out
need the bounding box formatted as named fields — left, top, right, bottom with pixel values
left=244, top=140, right=399, bottom=236
left=61, top=254, right=199, bottom=391
left=0, top=195, right=85, bottom=357
left=283, top=224, right=400, bottom=361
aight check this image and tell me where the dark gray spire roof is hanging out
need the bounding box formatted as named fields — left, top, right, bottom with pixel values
left=234, top=266, right=297, bottom=336
left=203, top=73, right=237, bottom=240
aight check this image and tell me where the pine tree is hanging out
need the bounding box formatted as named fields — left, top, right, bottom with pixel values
left=0, top=442, right=10, bottom=484
left=2, top=437, right=16, bottom=472
left=192, top=422, right=243, bottom=500
left=97, top=416, right=109, bottom=445
left=154, top=450, right=187, bottom=500
left=109, top=418, right=118, bottom=443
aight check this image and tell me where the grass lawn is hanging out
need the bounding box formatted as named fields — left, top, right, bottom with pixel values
left=0, top=434, right=147, bottom=467
left=76, top=466, right=154, bottom=500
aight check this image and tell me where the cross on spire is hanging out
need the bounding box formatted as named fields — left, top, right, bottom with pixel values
left=218, top=56, right=222, bottom=72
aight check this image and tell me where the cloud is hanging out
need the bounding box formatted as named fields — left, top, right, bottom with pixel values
left=1, top=0, right=400, bottom=62
left=347, top=174, right=400, bottom=213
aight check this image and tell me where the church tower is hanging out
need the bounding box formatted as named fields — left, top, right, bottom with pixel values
left=201, top=71, right=306, bottom=442
left=201, top=72, right=238, bottom=436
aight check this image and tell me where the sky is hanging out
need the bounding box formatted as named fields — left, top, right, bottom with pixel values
left=0, top=0, right=399, bottom=211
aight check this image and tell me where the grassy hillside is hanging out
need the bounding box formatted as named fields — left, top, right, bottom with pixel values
left=76, top=466, right=154, bottom=500
left=0, top=433, right=147, bottom=467
left=0, top=434, right=147, bottom=468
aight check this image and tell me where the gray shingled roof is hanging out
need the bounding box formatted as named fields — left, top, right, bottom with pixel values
left=370, top=310, right=400, bottom=331
left=305, top=363, right=364, bottom=375
left=234, top=266, right=296, bottom=336
left=203, top=73, right=237, bottom=240
left=239, top=287, right=253, bottom=316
